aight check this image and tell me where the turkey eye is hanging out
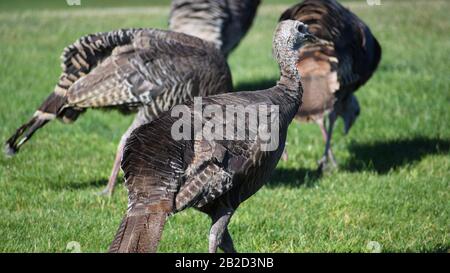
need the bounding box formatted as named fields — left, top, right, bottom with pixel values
left=297, top=24, right=306, bottom=33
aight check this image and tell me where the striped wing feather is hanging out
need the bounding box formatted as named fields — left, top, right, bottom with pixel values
left=66, top=30, right=210, bottom=109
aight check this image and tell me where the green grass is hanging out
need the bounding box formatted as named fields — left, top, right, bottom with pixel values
left=0, top=0, right=449, bottom=253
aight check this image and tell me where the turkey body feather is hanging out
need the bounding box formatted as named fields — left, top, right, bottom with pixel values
left=108, top=20, right=316, bottom=253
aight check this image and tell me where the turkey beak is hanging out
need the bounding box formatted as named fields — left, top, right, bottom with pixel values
left=304, top=33, right=319, bottom=43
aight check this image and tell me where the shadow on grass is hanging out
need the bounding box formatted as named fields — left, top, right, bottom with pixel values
left=267, top=167, right=322, bottom=188
left=430, top=245, right=450, bottom=253
left=385, top=245, right=450, bottom=253
left=234, top=78, right=277, bottom=92
left=51, top=137, right=449, bottom=190
left=345, top=137, right=450, bottom=174
left=52, top=178, right=117, bottom=191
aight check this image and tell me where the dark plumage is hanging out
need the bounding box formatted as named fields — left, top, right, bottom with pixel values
left=109, top=20, right=318, bottom=253
left=279, top=0, right=382, bottom=170
left=4, top=28, right=232, bottom=195
left=169, top=0, right=261, bottom=56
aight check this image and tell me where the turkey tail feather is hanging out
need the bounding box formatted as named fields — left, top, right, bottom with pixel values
left=109, top=210, right=167, bottom=253
left=4, top=91, right=67, bottom=156
left=5, top=115, right=50, bottom=156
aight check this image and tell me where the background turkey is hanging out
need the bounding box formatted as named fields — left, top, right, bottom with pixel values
left=169, top=0, right=261, bottom=57
left=4, top=29, right=232, bottom=196
left=279, top=0, right=382, bottom=171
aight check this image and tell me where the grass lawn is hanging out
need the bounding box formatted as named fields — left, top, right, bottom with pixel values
left=0, top=0, right=449, bottom=253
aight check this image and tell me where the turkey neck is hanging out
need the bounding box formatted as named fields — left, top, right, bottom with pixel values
left=274, top=71, right=303, bottom=120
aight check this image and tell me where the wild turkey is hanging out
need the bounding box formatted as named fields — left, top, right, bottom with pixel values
left=108, top=20, right=318, bottom=253
left=169, top=0, right=261, bottom=57
left=4, top=28, right=232, bottom=195
left=279, top=0, right=382, bottom=170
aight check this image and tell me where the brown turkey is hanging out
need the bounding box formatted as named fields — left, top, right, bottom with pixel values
left=279, top=0, right=382, bottom=170
left=4, top=29, right=232, bottom=195
left=169, top=0, right=261, bottom=57
left=108, top=20, right=319, bottom=253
